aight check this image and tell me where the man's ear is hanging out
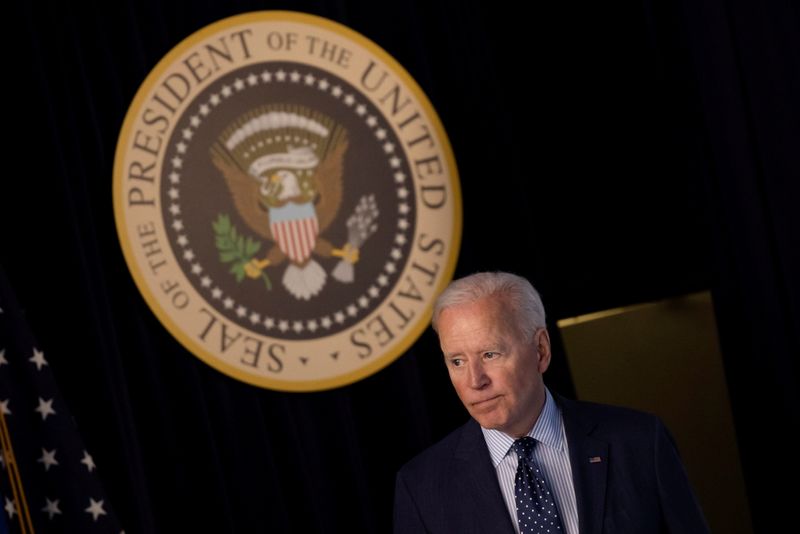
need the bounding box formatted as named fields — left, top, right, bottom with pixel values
left=535, top=328, right=552, bottom=373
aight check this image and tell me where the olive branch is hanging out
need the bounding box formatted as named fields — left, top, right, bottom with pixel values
left=212, top=214, right=272, bottom=290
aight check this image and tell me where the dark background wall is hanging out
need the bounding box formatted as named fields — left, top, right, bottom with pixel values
left=3, top=0, right=797, bottom=532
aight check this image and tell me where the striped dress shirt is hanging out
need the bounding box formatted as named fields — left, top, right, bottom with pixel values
left=481, top=388, right=579, bottom=534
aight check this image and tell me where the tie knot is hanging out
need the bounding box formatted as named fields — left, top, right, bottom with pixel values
left=512, top=437, right=537, bottom=461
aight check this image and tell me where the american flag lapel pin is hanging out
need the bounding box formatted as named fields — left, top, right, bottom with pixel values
left=589, top=456, right=602, bottom=463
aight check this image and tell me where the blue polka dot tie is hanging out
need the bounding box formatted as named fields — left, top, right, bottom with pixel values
left=512, top=437, right=564, bottom=533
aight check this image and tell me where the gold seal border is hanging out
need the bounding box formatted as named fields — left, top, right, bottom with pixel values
left=113, top=10, right=462, bottom=391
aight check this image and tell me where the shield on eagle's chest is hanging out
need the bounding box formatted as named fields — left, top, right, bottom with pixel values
left=269, top=202, right=319, bottom=264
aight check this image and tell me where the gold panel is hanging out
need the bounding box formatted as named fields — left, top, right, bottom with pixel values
left=558, top=292, right=751, bottom=533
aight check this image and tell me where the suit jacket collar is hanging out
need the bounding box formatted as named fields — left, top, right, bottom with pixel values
left=453, top=419, right=517, bottom=534
left=448, top=396, right=610, bottom=534
left=556, top=395, right=609, bottom=534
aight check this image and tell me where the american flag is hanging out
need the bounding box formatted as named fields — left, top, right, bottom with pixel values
left=0, top=272, right=124, bottom=533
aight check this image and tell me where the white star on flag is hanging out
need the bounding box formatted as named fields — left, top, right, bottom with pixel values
left=42, top=497, right=62, bottom=519
left=0, top=399, right=10, bottom=415
left=29, top=348, right=48, bottom=370
left=4, top=496, right=16, bottom=518
left=38, top=448, right=59, bottom=471
left=35, top=397, right=57, bottom=420
left=81, top=450, right=97, bottom=472
left=85, top=498, right=107, bottom=521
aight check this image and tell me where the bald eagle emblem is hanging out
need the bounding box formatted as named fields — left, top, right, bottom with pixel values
left=211, top=105, right=378, bottom=300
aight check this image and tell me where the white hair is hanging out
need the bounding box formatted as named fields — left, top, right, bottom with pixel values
left=431, top=272, right=546, bottom=341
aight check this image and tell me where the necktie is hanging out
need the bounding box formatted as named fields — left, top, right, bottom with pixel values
left=512, top=437, right=564, bottom=533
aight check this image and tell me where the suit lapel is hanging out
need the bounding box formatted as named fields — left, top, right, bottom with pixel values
left=559, top=397, right=608, bottom=534
left=454, top=420, right=516, bottom=534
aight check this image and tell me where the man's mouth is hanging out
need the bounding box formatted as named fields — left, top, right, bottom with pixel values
left=471, top=395, right=501, bottom=408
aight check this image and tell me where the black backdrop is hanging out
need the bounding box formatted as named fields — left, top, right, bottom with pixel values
left=3, top=0, right=798, bottom=532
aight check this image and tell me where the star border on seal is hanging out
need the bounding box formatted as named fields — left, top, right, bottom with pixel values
left=164, top=65, right=413, bottom=336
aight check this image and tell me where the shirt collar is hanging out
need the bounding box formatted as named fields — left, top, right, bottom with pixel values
left=481, top=388, right=565, bottom=467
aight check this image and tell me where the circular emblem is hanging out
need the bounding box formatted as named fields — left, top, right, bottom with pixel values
left=113, top=11, right=461, bottom=391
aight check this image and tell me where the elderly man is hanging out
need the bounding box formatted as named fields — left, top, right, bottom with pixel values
left=394, top=272, right=708, bottom=533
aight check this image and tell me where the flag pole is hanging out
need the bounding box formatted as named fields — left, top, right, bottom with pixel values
left=0, top=410, right=34, bottom=534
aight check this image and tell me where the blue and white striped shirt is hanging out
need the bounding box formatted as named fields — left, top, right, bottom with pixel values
left=481, top=388, right=579, bottom=534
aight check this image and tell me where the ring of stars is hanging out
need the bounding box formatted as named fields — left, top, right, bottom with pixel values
left=165, top=65, right=413, bottom=335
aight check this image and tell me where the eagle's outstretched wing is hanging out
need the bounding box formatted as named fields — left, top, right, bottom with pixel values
left=211, top=148, right=273, bottom=241
left=314, top=136, right=349, bottom=233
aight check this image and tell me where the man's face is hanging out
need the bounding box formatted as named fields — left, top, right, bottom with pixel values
left=437, top=296, right=550, bottom=437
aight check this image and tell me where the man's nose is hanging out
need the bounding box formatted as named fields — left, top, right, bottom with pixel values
left=467, top=360, right=489, bottom=389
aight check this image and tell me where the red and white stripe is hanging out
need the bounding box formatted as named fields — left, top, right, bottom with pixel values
left=271, top=216, right=319, bottom=264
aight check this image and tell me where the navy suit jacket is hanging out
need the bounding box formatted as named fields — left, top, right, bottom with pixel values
left=394, top=396, right=709, bottom=533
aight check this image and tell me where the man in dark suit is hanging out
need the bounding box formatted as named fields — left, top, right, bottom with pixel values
left=394, top=272, right=708, bottom=533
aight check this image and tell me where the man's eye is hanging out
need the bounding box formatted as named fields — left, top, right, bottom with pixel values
left=450, top=358, right=464, bottom=367
left=484, top=352, right=498, bottom=359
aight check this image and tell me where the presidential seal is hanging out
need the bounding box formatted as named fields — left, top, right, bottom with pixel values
left=113, top=11, right=461, bottom=391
